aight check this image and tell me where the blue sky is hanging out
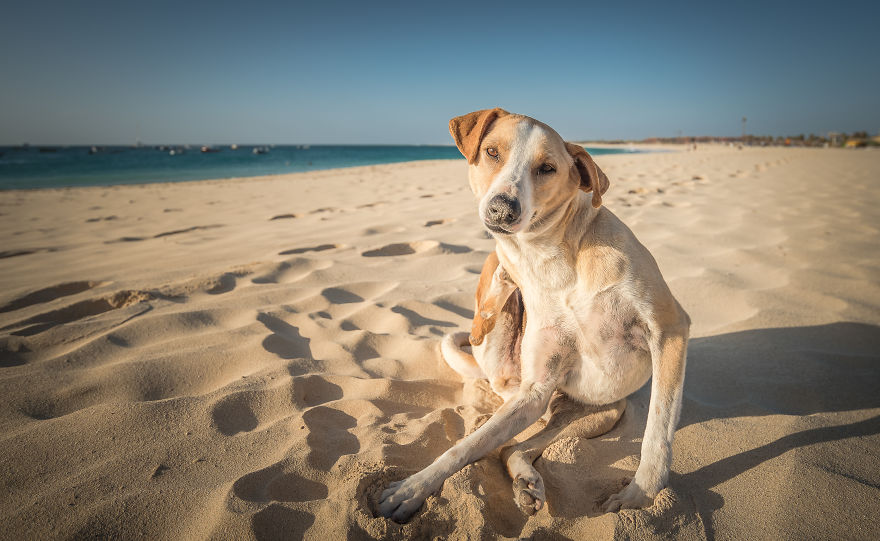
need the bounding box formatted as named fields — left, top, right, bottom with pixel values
left=1, top=0, right=877, bottom=144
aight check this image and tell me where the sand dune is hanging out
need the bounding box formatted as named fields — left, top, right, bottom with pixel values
left=1, top=146, right=879, bottom=539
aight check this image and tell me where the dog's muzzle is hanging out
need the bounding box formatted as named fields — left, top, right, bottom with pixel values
left=485, top=194, right=521, bottom=233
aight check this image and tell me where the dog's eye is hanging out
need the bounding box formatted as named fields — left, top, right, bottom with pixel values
left=486, top=147, right=498, bottom=158
left=539, top=163, right=555, bottom=174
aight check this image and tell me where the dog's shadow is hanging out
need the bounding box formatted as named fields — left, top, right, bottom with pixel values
left=535, top=321, right=880, bottom=534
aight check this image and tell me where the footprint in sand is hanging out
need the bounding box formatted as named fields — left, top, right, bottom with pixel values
left=210, top=373, right=342, bottom=438
left=250, top=505, right=315, bottom=540
left=424, top=218, right=455, bottom=227
left=2, top=290, right=152, bottom=337
left=0, top=281, right=99, bottom=313
left=257, top=312, right=314, bottom=360
left=356, top=201, right=389, bottom=209
left=0, top=249, right=39, bottom=259
left=269, top=213, right=299, bottom=221
left=233, top=463, right=329, bottom=502
left=361, top=225, right=407, bottom=236
left=251, top=258, right=332, bottom=284
left=302, top=406, right=359, bottom=470
left=278, top=244, right=342, bottom=256
left=203, top=270, right=252, bottom=294
left=211, top=392, right=260, bottom=436
left=291, top=375, right=344, bottom=408
left=361, top=241, right=471, bottom=257
left=105, top=224, right=224, bottom=243
left=390, top=304, right=456, bottom=329
left=320, top=287, right=364, bottom=304
left=313, top=283, right=398, bottom=321
left=154, top=224, right=224, bottom=238
left=362, top=241, right=438, bottom=257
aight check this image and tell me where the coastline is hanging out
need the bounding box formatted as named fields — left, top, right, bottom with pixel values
left=0, top=145, right=645, bottom=191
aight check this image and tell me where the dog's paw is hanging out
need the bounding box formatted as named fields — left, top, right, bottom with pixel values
left=602, top=479, right=654, bottom=513
left=513, top=473, right=546, bottom=516
left=378, top=473, right=436, bottom=523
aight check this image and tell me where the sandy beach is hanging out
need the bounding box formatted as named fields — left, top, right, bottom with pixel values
left=1, top=145, right=879, bottom=539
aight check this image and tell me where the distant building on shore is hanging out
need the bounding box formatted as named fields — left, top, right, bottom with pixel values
left=828, top=132, right=843, bottom=146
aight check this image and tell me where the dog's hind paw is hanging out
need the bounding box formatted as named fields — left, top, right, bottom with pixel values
left=602, top=479, right=654, bottom=513
left=513, top=475, right=546, bottom=516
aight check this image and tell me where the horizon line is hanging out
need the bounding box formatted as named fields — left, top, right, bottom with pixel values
left=4, top=132, right=869, bottom=148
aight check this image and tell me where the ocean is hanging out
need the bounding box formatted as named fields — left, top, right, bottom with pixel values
left=0, top=144, right=641, bottom=190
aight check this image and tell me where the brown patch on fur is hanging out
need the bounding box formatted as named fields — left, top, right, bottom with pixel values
left=565, top=142, right=610, bottom=208
left=576, top=243, right=627, bottom=293
left=657, top=333, right=687, bottom=397
left=470, top=252, right=501, bottom=345
left=469, top=251, right=523, bottom=347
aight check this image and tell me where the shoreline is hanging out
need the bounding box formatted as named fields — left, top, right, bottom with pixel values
left=0, top=145, right=655, bottom=192
left=0, top=158, right=468, bottom=194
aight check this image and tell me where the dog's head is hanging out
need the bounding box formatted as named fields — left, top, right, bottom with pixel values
left=449, top=108, right=609, bottom=236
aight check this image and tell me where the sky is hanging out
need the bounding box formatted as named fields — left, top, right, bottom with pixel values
left=1, top=0, right=878, bottom=145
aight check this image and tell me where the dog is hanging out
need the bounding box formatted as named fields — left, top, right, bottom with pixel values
left=379, top=108, right=690, bottom=522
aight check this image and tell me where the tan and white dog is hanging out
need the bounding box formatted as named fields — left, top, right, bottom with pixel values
left=379, top=108, right=690, bottom=522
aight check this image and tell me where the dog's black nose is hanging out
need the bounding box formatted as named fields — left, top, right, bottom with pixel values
left=486, top=194, right=521, bottom=226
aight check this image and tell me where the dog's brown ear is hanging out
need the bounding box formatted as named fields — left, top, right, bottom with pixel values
left=449, top=108, right=508, bottom=164
left=565, top=142, right=610, bottom=208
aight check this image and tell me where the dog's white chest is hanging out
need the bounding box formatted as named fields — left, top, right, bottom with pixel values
left=527, top=285, right=652, bottom=405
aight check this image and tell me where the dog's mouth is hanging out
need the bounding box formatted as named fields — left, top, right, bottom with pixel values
left=484, top=222, right=514, bottom=235
left=484, top=211, right=539, bottom=235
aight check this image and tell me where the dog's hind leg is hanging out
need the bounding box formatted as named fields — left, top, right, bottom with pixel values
left=501, top=394, right=626, bottom=515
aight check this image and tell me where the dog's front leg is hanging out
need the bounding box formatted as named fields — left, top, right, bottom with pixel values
left=379, top=329, right=566, bottom=522
left=378, top=384, right=552, bottom=522
left=604, top=327, right=688, bottom=512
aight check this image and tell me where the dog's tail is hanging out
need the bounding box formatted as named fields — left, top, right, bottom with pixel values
left=440, top=332, right=486, bottom=379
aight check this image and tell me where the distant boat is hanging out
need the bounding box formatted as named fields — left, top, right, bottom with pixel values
left=38, top=147, right=58, bottom=153
left=252, top=146, right=269, bottom=155
left=230, top=144, right=238, bottom=150
left=201, top=146, right=221, bottom=153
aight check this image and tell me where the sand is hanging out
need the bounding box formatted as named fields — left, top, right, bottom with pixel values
left=1, top=145, right=879, bottom=540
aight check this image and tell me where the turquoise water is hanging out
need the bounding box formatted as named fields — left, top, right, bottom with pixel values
left=0, top=145, right=641, bottom=190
